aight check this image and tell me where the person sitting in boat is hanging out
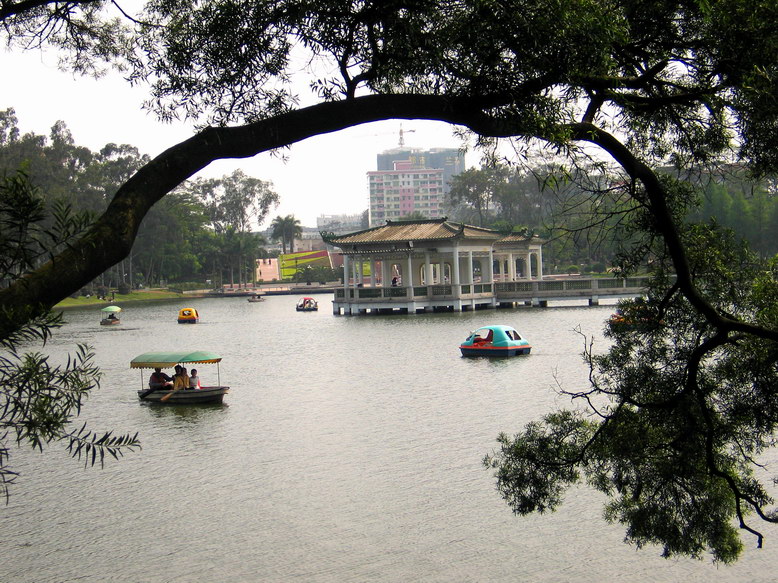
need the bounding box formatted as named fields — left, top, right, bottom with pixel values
left=472, top=329, right=493, bottom=344
left=149, top=368, right=173, bottom=390
left=188, top=369, right=201, bottom=390
left=173, top=366, right=190, bottom=391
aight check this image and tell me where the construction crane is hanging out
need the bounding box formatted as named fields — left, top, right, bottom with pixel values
left=398, top=124, right=415, bottom=147
left=361, top=124, right=416, bottom=147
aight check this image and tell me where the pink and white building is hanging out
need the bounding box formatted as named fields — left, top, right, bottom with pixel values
left=367, top=147, right=464, bottom=226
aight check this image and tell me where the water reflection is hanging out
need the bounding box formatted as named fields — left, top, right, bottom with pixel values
left=141, top=401, right=229, bottom=421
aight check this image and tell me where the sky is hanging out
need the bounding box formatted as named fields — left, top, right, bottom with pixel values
left=1, top=48, right=477, bottom=229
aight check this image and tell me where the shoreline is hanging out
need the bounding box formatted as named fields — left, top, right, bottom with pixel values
left=54, top=284, right=339, bottom=310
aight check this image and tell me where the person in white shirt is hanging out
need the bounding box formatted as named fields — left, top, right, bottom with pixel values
left=188, top=369, right=201, bottom=389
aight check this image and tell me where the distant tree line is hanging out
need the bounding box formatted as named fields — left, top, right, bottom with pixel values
left=0, top=108, right=284, bottom=290
left=444, top=162, right=778, bottom=274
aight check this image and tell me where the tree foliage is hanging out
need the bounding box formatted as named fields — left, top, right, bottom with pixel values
left=486, top=176, right=778, bottom=563
left=1, top=0, right=778, bottom=561
left=187, top=170, right=279, bottom=235
left=1, top=0, right=136, bottom=76
left=270, top=214, right=302, bottom=254
left=447, top=167, right=495, bottom=226
left=0, top=172, right=140, bottom=498
left=0, top=113, right=277, bottom=288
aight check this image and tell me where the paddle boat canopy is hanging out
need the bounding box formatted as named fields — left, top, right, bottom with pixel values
left=177, top=307, right=199, bottom=323
left=296, top=297, right=318, bottom=311
left=100, top=305, right=122, bottom=326
left=459, top=325, right=532, bottom=357
left=131, top=350, right=229, bottom=404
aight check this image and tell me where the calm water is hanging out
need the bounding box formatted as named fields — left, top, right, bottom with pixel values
left=1, top=295, right=776, bottom=582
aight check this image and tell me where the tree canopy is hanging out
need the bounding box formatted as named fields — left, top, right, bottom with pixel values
left=270, top=214, right=302, bottom=254
left=2, top=0, right=778, bottom=562
left=0, top=112, right=279, bottom=288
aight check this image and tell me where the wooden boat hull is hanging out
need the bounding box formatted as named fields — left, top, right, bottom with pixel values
left=137, top=386, right=229, bottom=404
left=100, top=318, right=121, bottom=325
left=459, top=345, right=531, bottom=357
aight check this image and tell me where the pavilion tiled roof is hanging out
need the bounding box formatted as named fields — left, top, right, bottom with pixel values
left=327, top=218, right=501, bottom=245
left=494, top=232, right=543, bottom=244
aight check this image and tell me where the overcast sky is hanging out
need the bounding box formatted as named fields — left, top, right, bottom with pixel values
left=2, top=48, right=476, bottom=228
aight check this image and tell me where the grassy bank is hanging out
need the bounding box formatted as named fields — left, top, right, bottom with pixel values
left=55, top=289, right=191, bottom=309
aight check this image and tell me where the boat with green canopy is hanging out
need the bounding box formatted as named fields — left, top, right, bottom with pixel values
left=130, top=350, right=229, bottom=404
left=100, top=305, right=122, bottom=326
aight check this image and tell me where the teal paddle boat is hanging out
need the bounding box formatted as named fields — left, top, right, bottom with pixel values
left=459, top=325, right=532, bottom=357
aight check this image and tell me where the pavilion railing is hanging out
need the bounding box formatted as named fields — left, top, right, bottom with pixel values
left=334, top=277, right=651, bottom=302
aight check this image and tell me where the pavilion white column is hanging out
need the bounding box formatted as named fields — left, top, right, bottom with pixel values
left=370, top=259, right=377, bottom=286
left=343, top=255, right=350, bottom=291
left=406, top=253, right=413, bottom=287
left=357, top=260, right=364, bottom=285
left=452, top=247, right=460, bottom=285
left=525, top=251, right=532, bottom=280
left=425, top=251, right=433, bottom=285
left=537, top=246, right=544, bottom=280
left=381, top=260, right=390, bottom=286
left=467, top=251, right=474, bottom=284
left=508, top=253, right=516, bottom=280
left=487, top=249, right=494, bottom=283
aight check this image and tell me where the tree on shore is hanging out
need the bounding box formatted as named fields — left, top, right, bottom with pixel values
left=270, top=215, right=302, bottom=254
left=2, top=0, right=778, bottom=561
left=447, top=167, right=495, bottom=227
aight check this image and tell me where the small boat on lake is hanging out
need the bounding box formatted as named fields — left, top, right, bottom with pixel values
left=247, top=293, right=265, bottom=303
left=177, top=307, right=199, bottom=323
left=100, top=305, right=122, bottom=326
left=131, top=350, right=229, bottom=404
left=459, top=325, right=532, bottom=357
left=296, top=297, right=318, bottom=311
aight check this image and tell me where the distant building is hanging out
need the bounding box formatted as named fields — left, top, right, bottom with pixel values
left=259, top=226, right=326, bottom=253
left=316, top=213, right=366, bottom=235
left=296, top=228, right=328, bottom=252
left=368, top=147, right=465, bottom=226
left=376, top=147, right=464, bottom=187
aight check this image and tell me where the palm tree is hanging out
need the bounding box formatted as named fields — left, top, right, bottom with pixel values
left=270, top=214, right=302, bottom=253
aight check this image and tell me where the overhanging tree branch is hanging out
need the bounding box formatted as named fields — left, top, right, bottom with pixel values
left=568, top=122, right=778, bottom=344
left=0, top=0, right=101, bottom=21
left=0, top=92, right=527, bottom=339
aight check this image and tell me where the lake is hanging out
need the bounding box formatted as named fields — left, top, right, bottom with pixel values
left=1, top=295, right=776, bottom=582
